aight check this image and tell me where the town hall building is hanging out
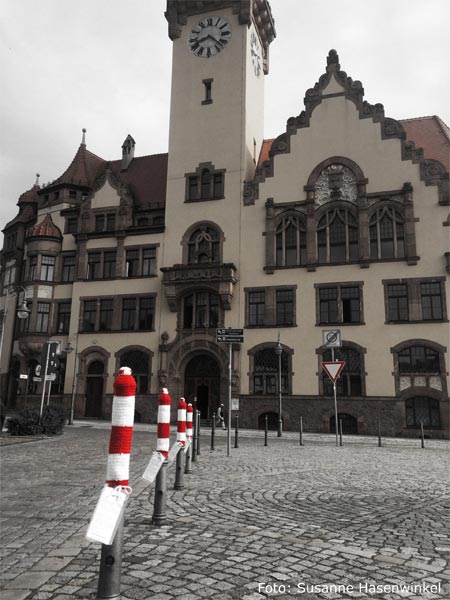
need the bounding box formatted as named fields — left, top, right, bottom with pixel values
left=1, top=0, right=449, bottom=438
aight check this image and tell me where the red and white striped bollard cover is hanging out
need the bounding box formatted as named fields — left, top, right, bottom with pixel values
left=156, top=388, right=171, bottom=459
left=177, top=397, right=187, bottom=447
left=106, top=366, right=136, bottom=487
left=186, top=403, right=193, bottom=442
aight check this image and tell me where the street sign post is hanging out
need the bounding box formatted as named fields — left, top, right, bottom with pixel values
left=216, top=329, right=244, bottom=456
left=322, top=360, right=345, bottom=447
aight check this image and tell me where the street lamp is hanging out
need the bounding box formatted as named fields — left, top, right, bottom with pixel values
left=64, top=333, right=79, bottom=425
left=275, top=332, right=283, bottom=437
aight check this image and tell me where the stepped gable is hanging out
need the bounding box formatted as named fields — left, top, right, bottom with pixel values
left=109, top=153, right=168, bottom=209
left=26, top=213, right=62, bottom=240
left=400, top=116, right=450, bottom=171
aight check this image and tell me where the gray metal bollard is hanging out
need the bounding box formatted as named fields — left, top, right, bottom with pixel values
left=185, top=441, right=193, bottom=474
left=264, top=415, right=268, bottom=447
left=97, top=514, right=124, bottom=599
left=192, top=413, right=197, bottom=463
left=234, top=415, right=239, bottom=448
left=211, top=412, right=216, bottom=451
left=196, top=410, right=201, bottom=456
left=339, top=419, right=343, bottom=446
left=421, top=421, right=425, bottom=448
left=174, top=446, right=185, bottom=490
left=299, top=416, right=304, bottom=446
left=378, top=420, right=382, bottom=447
left=152, top=459, right=168, bottom=526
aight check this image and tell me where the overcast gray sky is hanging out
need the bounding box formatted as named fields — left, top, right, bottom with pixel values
left=1, top=0, right=449, bottom=239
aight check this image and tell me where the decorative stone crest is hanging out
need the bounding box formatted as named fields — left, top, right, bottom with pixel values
left=314, top=164, right=358, bottom=206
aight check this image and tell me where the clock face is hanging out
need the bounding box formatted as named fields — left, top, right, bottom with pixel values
left=250, top=31, right=262, bottom=76
left=188, top=16, right=231, bottom=57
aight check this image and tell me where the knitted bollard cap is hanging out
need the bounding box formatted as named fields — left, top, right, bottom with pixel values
left=177, top=397, right=187, bottom=447
left=156, top=388, right=171, bottom=458
left=106, top=366, right=136, bottom=487
left=186, top=403, right=193, bottom=440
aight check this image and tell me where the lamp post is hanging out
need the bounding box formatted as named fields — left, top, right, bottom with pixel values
left=0, top=285, right=30, bottom=402
left=64, top=333, right=79, bottom=425
left=275, top=333, right=283, bottom=437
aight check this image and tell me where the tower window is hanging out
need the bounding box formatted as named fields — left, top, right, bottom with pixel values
left=202, top=79, right=213, bottom=105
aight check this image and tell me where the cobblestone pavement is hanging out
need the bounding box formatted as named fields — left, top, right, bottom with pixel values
left=1, top=424, right=449, bottom=600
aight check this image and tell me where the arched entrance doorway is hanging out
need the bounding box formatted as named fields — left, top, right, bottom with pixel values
left=184, top=354, right=220, bottom=419
left=85, top=360, right=104, bottom=418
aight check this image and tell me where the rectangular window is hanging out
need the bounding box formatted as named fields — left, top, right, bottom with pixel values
left=83, top=300, right=97, bottom=332
left=57, top=302, right=71, bottom=334
left=41, top=256, right=55, bottom=282
left=28, top=256, right=38, bottom=281
left=276, top=289, right=294, bottom=325
left=103, top=251, right=117, bottom=279
left=95, top=215, right=105, bottom=232
left=125, top=250, right=139, bottom=277
left=142, top=248, right=156, bottom=276
left=99, top=299, right=113, bottom=331
left=341, top=286, right=361, bottom=323
left=122, top=298, right=137, bottom=330
left=387, top=284, right=409, bottom=322
left=248, top=291, right=266, bottom=326
left=319, top=287, right=338, bottom=324
left=318, top=284, right=363, bottom=325
left=87, top=253, right=101, bottom=280
left=36, top=302, right=50, bottom=333
left=106, top=213, right=116, bottom=231
left=420, top=282, right=443, bottom=320
left=62, top=255, right=76, bottom=282
left=139, top=297, right=154, bottom=330
left=213, top=173, right=223, bottom=198
left=66, top=217, right=78, bottom=234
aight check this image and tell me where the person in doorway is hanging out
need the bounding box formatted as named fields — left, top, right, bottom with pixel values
left=216, top=404, right=226, bottom=430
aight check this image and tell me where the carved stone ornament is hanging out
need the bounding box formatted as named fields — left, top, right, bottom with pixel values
left=243, top=180, right=260, bottom=205
left=314, top=164, right=358, bottom=206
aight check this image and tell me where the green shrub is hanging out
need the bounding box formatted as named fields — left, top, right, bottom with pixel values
left=6, top=405, right=67, bottom=436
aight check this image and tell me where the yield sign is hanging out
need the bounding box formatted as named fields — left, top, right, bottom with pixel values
left=322, top=361, right=345, bottom=383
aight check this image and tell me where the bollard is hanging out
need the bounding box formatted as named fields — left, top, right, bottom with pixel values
left=174, top=398, right=187, bottom=491
left=378, top=420, right=382, bottom=448
left=185, top=403, right=193, bottom=474
left=211, top=412, right=216, bottom=451
left=339, top=419, right=343, bottom=446
left=264, top=414, right=268, bottom=447
left=192, top=409, right=198, bottom=463
left=234, top=415, right=239, bottom=448
left=196, top=410, right=201, bottom=455
left=97, top=366, right=136, bottom=600
left=152, top=388, right=171, bottom=526
left=420, top=421, right=425, bottom=449
left=299, top=416, right=304, bottom=447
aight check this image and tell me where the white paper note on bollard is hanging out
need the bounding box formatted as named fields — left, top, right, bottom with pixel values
left=168, top=442, right=182, bottom=464
left=86, top=485, right=131, bottom=545
left=142, top=451, right=165, bottom=483
left=184, top=439, right=191, bottom=454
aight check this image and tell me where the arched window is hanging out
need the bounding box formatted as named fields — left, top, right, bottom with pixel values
left=88, top=360, right=104, bottom=375
left=120, top=350, right=150, bottom=395
left=253, top=348, right=288, bottom=395
left=398, top=346, right=440, bottom=374
left=188, top=226, right=220, bottom=264
left=322, top=346, right=363, bottom=396
left=276, top=215, right=306, bottom=267
left=317, top=209, right=358, bottom=264
left=182, top=291, right=220, bottom=329
left=369, top=207, right=405, bottom=259
left=405, top=397, right=441, bottom=428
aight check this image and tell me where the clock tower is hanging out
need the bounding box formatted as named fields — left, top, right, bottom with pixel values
left=162, top=0, right=276, bottom=269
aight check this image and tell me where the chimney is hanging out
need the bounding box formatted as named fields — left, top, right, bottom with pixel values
left=121, top=134, right=136, bottom=171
